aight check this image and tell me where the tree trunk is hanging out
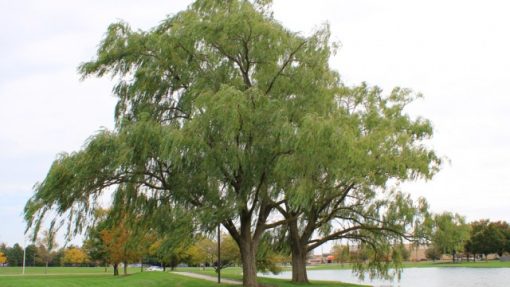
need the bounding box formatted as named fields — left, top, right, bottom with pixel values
left=45, top=261, right=48, bottom=274
left=123, top=260, right=128, bottom=275
left=291, top=247, right=309, bottom=283
left=239, top=239, right=258, bottom=287
left=288, top=218, right=309, bottom=283
left=113, top=263, right=119, bottom=276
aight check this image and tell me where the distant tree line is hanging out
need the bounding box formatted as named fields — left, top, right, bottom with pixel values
left=0, top=242, right=86, bottom=268
left=329, top=214, right=510, bottom=264
left=424, top=214, right=510, bottom=262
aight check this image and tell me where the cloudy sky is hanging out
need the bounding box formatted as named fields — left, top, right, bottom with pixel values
left=1, top=0, right=509, bottom=246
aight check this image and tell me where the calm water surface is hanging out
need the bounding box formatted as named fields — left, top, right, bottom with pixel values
left=261, top=268, right=510, bottom=287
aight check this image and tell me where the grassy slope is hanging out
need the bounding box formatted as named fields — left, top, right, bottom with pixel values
left=0, top=272, right=230, bottom=287
left=306, top=260, right=510, bottom=270
left=0, top=266, right=141, bottom=275
left=0, top=269, right=367, bottom=287
left=177, top=268, right=367, bottom=287
left=2, top=261, right=507, bottom=287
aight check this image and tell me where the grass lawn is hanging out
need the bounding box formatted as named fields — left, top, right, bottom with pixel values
left=0, top=266, right=141, bottom=275
left=176, top=268, right=367, bottom=286
left=0, top=270, right=366, bottom=287
left=402, top=260, right=510, bottom=268
left=2, top=261, right=507, bottom=287
left=0, top=272, right=235, bottom=287
left=287, top=260, right=510, bottom=270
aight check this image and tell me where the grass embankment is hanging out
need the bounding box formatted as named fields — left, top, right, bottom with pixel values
left=0, top=272, right=233, bottom=287
left=178, top=268, right=366, bottom=287
left=304, top=260, right=510, bottom=270
left=0, top=267, right=367, bottom=287
left=0, top=266, right=141, bottom=275
left=2, top=261, right=506, bottom=287
left=402, top=260, right=510, bottom=268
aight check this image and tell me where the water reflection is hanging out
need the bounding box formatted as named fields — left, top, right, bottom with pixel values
left=261, top=268, right=510, bottom=287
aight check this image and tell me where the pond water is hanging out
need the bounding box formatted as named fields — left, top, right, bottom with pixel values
left=260, top=268, right=510, bottom=287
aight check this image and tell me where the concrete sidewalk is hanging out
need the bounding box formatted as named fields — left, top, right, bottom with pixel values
left=172, top=271, right=242, bottom=285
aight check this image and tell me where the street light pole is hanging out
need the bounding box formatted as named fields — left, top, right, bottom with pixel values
left=22, top=238, right=26, bottom=275
left=217, top=223, right=221, bottom=284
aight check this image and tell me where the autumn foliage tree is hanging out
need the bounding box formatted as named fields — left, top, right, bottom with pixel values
left=63, top=247, right=88, bottom=266
left=0, top=251, right=7, bottom=266
left=99, top=218, right=147, bottom=276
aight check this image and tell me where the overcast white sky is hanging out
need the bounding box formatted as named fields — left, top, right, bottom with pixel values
left=1, top=0, right=509, bottom=247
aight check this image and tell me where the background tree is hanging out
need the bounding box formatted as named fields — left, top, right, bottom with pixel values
left=465, top=220, right=509, bottom=260
left=186, top=234, right=241, bottom=269
left=99, top=221, right=142, bottom=275
left=25, top=244, right=38, bottom=267
left=83, top=209, right=110, bottom=270
left=431, top=212, right=470, bottom=262
left=220, top=234, right=241, bottom=267
left=332, top=244, right=351, bottom=265
left=63, top=247, right=88, bottom=266
left=148, top=238, right=190, bottom=271
left=83, top=228, right=109, bottom=270
left=490, top=221, right=510, bottom=256
left=52, top=248, right=65, bottom=267
left=5, top=243, right=23, bottom=266
left=425, top=245, right=442, bottom=261
left=186, top=237, right=216, bottom=267
left=37, top=229, right=58, bottom=273
left=0, top=251, right=7, bottom=266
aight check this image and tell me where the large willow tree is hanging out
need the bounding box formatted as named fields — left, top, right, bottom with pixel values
left=274, top=85, right=439, bottom=283
left=25, top=1, right=440, bottom=286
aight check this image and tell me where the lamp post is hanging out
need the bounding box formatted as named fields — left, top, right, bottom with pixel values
left=217, top=223, right=221, bottom=284
left=22, top=238, right=26, bottom=275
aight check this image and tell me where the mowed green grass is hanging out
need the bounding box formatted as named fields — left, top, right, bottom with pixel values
left=298, top=260, right=510, bottom=270
left=176, top=268, right=367, bottom=287
left=0, top=268, right=367, bottom=287
left=0, top=266, right=141, bottom=275
left=2, top=261, right=507, bottom=287
left=0, top=272, right=230, bottom=287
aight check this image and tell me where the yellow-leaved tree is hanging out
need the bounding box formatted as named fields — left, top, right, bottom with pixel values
left=0, top=251, right=7, bottom=265
left=63, top=247, right=88, bottom=266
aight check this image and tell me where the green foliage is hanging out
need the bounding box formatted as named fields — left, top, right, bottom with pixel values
left=24, top=1, right=440, bottom=285
left=425, top=245, right=442, bottom=261
left=331, top=244, right=350, bottom=264
left=465, top=220, right=510, bottom=257
left=431, top=212, right=470, bottom=260
left=5, top=243, right=24, bottom=267
left=36, top=229, right=59, bottom=268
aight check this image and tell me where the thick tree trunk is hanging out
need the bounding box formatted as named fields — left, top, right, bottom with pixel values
left=113, top=263, right=119, bottom=276
left=45, top=261, right=48, bottom=274
left=288, top=218, right=309, bottom=283
left=123, top=260, right=128, bottom=275
left=290, top=243, right=309, bottom=283
left=239, top=239, right=258, bottom=287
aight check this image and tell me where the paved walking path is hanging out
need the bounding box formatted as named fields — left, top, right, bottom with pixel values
left=172, top=271, right=241, bottom=285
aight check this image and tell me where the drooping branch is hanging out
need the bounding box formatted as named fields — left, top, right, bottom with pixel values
left=265, top=40, right=307, bottom=95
